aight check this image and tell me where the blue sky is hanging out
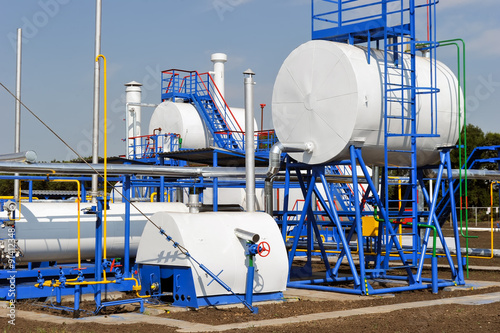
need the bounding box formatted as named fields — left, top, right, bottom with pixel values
left=0, top=0, right=499, bottom=162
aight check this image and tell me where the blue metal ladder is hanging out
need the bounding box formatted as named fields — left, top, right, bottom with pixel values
left=381, top=1, right=440, bottom=266
left=161, top=70, right=244, bottom=151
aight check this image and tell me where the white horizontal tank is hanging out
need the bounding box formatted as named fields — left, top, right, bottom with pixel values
left=0, top=202, right=188, bottom=263
left=136, top=211, right=288, bottom=297
left=148, top=102, right=257, bottom=150
left=149, top=101, right=210, bottom=149
left=272, top=40, right=462, bottom=166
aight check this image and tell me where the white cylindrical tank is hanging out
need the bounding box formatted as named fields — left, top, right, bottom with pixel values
left=148, top=102, right=257, bottom=150
left=136, top=211, right=288, bottom=297
left=0, top=202, right=188, bottom=263
left=149, top=101, right=210, bottom=149
left=272, top=40, right=462, bottom=166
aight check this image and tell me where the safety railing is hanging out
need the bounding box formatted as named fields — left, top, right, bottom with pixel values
left=128, top=133, right=181, bottom=160
left=312, top=0, right=437, bottom=41
left=161, top=69, right=245, bottom=151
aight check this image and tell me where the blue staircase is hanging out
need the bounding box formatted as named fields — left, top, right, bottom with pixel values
left=161, top=70, right=244, bottom=151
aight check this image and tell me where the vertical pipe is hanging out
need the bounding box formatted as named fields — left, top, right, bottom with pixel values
left=73, top=285, right=81, bottom=318
left=28, top=181, right=33, bottom=202
left=260, top=104, right=266, bottom=132
left=213, top=151, right=218, bottom=212
left=159, top=176, right=165, bottom=203
left=244, top=69, right=255, bottom=212
left=94, top=199, right=103, bottom=308
left=372, top=166, right=379, bottom=195
left=91, top=0, right=102, bottom=202
left=245, top=254, right=255, bottom=307
left=96, top=54, right=108, bottom=262
left=123, top=176, right=131, bottom=277
left=125, top=82, right=143, bottom=159
left=264, top=181, right=273, bottom=216
left=211, top=53, right=227, bottom=99
left=14, top=28, right=22, bottom=202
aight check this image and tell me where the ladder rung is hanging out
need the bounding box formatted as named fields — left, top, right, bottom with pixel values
left=385, top=99, right=414, bottom=104
left=386, top=115, right=414, bottom=120
left=386, top=134, right=417, bottom=138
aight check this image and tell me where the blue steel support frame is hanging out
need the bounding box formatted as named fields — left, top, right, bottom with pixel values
left=94, top=198, right=104, bottom=308
left=123, top=176, right=131, bottom=277
left=286, top=145, right=467, bottom=294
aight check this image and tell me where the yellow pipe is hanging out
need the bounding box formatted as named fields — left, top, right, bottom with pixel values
left=398, top=179, right=403, bottom=245
left=96, top=54, right=108, bottom=261
left=150, top=192, right=171, bottom=202
left=41, top=275, right=149, bottom=299
left=0, top=196, right=38, bottom=200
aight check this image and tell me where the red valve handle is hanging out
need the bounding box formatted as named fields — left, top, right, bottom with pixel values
left=257, top=241, right=271, bottom=257
left=110, top=258, right=122, bottom=271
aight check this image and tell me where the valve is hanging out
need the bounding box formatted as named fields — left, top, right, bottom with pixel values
left=36, top=270, right=45, bottom=289
left=102, top=259, right=111, bottom=270
left=110, top=258, right=122, bottom=272
left=257, top=241, right=271, bottom=257
left=3, top=200, right=16, bottom=213
left=58, top=266, right=66, bottom=286
left=247, top=243, right=259, bottom=256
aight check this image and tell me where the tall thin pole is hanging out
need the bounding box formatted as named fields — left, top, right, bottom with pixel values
left=260, top=104, right=266, bottom=132
left=91, top=0, right=102, bottom=202
left=14, top=28, right=22, bottom=202
left=244, top=69, right=255, bottom=212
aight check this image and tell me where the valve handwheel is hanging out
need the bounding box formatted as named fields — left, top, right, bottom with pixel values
left=257, top=241, right=271, bottom=257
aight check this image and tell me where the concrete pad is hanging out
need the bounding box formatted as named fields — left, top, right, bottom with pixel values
left=283, top=288, right=363, bottom=302
left=444, top=279, right=500, bottom=292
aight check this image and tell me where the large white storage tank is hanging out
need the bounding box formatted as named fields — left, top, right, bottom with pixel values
left=272, top=40, right=462, bottom=166
left=0, top=202, right=188, bottom=263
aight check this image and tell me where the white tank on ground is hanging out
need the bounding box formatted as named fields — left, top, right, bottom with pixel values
left=272, top=40, right=462, bottom=166
left=136, top=211, right=288, bottom=297
left=0, top=202, right=188, bottom=263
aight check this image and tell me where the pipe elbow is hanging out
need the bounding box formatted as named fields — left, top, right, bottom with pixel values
left=265, top=141, right=314, bottom=181
left=266, top=142, right=284, bottom=181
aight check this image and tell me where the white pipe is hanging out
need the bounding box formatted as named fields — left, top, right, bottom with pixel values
left=91, top=0, right=102, bottom=202
left=234, top=228, right=260, bottom=243
left=0, top=151, right=36, bottom=163
left=264, top=141, right=312, bottom=215
left=463, top=227, right=500, bottom=232
left=14, top=28, right=22, bottom=202
left=211, top=53, right=227, bottom=99
left=0, top=161, right=269, bottom=178
left=244, top=69, right=255, bottom=212
left=426, top=169, right=500, bottom=180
